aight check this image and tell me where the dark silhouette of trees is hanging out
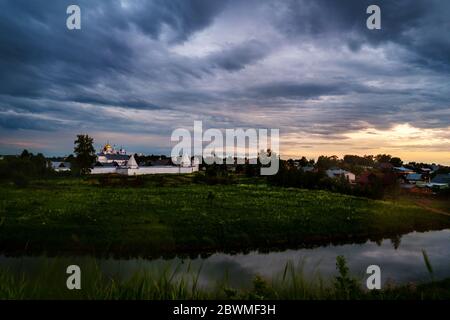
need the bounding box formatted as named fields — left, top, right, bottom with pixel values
left=375, top=154, right=392, bottom=164
left=73, top=134, right=96, bottom=175
left=0, top=150, right=52, bottom=186
left=389, top=157, right=403, bottom=167
left=316, top=155, right=339, bottom=170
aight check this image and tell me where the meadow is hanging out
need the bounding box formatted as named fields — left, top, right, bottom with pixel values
left=1, top=174, right=449, bottom=257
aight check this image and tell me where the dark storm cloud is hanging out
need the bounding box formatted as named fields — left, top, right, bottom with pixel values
left=0, top=0, right=231, bottom=98
left=274, top=0, right=450, bottom=70
left=247, top=81, right=387, bottom=99
left=0, top=0, right=449, bottom=156
left=0, top=111, right=67, bottom=131
left=208, top=40, right=268, bottom=71
left=129, top=0, right=231, bottom=43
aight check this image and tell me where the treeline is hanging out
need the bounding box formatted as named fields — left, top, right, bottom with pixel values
left=313, top=154, right=403, bottom=173
left=265, top=153, right=414, bottom=199
left=267, top=160, right=396, bottom=199
left=0, top=150, right=54, bottom=186
left=195, top=161, right=262, bottom=185
left=308, top=154, right=442, bottom=173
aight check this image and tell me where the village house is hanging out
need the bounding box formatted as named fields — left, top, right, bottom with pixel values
left=357, top=171, right=398, bottom=188
left=301, top=166, right=315, bottom=173
left=326, top=167, right=356, bottom=183
left=405, top=173, right=424, bottom=184
left=393, top=166, right=416, bottom=175
left=426, top=173, right=450, bottom=190
left=50, top=161, right=72, bottom=172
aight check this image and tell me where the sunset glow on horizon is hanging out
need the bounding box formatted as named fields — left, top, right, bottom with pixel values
left=281, top=123, right=450, bottom=165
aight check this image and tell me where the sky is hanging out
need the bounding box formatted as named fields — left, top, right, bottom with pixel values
left=0, top=0, right=449, bottom=164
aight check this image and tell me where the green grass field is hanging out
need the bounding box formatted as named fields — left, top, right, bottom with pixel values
left=0, top=174, right=449, bottom=257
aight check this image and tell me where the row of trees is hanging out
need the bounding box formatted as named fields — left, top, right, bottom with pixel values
left=0, top=150, right=53, bottom=186
left=0, top=135, right=96, bottom=185
left=267, top=160, right=399, bottom=199
left=313, top=154, right=403, bottom=170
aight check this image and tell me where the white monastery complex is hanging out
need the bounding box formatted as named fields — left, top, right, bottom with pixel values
left=91, top=143, right=198, bottom=175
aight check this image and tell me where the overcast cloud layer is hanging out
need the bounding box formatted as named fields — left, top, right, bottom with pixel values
left=0, top=0, right=449, bottom=163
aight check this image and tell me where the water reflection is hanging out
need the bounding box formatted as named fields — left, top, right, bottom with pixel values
left=1, top=229, right=449, bottom=288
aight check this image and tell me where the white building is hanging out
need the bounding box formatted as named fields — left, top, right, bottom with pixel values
left=326, top=168, right=356, bottom=183
left=96, top=143, right=129, bottom=165
left=91, top=143, right=198, bottom=176
left=113, top=154, right=198, bottom=176
left=51, top=161, right=72, bottom=172
left=301, top=166, right=315, bottom=172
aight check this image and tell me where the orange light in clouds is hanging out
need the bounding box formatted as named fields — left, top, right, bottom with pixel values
left=281, top=123, right=450, bottom=165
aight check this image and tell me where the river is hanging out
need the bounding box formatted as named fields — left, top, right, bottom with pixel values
left=1, top=229, right=449, bottom=288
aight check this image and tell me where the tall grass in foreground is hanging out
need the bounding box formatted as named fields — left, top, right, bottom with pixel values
left=0, top=255, right=448, bottom=300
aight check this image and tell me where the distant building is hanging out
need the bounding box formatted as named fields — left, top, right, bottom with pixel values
left=50, top=161, right=72, bottom=172
left=431, top=174, right=450, bottom=184
left=405, top=173, right=423, bottom=184
left=357, top=172, right=377, bottom=186
left=113, top=154, right=198, bottom=176
left=96, top=143, right=130, bottom=166
left=91, top=143, right=198, bottom=175
left=91, top=162, right=119, bottom=175
left=425, top=174, right=450, bottom=189
left=430, top=164, right=440, bottom=172
left=393, top=166, right=415, bottom=174
left=301, top=166, right=315, bottom=172
left=357, top=171, right=398, bottom=187
left=326, top=168, right=356, bottom=183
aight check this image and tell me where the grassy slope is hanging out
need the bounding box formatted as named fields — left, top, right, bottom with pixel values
left=0, top=176, right=449, bottom=256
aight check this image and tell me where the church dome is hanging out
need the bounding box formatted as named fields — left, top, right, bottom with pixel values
left=103, top=143, right=113, bottom=153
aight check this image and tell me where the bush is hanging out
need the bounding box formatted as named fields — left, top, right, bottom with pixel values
left=0, top=151, right=53, bottom=182
left=193, top=165, right=235, bottom=185
left=267, top=161, right=391, bottom=199
left=334, top=256, right=361, bottom=299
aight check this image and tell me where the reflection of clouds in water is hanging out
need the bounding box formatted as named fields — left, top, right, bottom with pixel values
left=1, top=230, right=449, bottom=288
left=194, top=257, right=256, bottom=288
left=191, top=230, right=450, bottom=287
left=360, top=248, right=422, bottom=259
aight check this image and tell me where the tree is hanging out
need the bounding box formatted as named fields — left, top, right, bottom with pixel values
left=316, top=155, right=339, bottom=170
left=20, top=149, right=31, bottom=159
left=73, top=134, right=96, bottom=175
left=298, top=156, right=309, bottom=167
left=343, top=154, right=374, bottom=167
left=0, top=150, right=52, bottom=183
left=375, top=154, right=392, bottom=164
left=389, top=157, right=403, bottom=167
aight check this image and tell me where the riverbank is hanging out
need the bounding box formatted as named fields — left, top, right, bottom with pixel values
left=1, top=175, right=449, bottom=257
